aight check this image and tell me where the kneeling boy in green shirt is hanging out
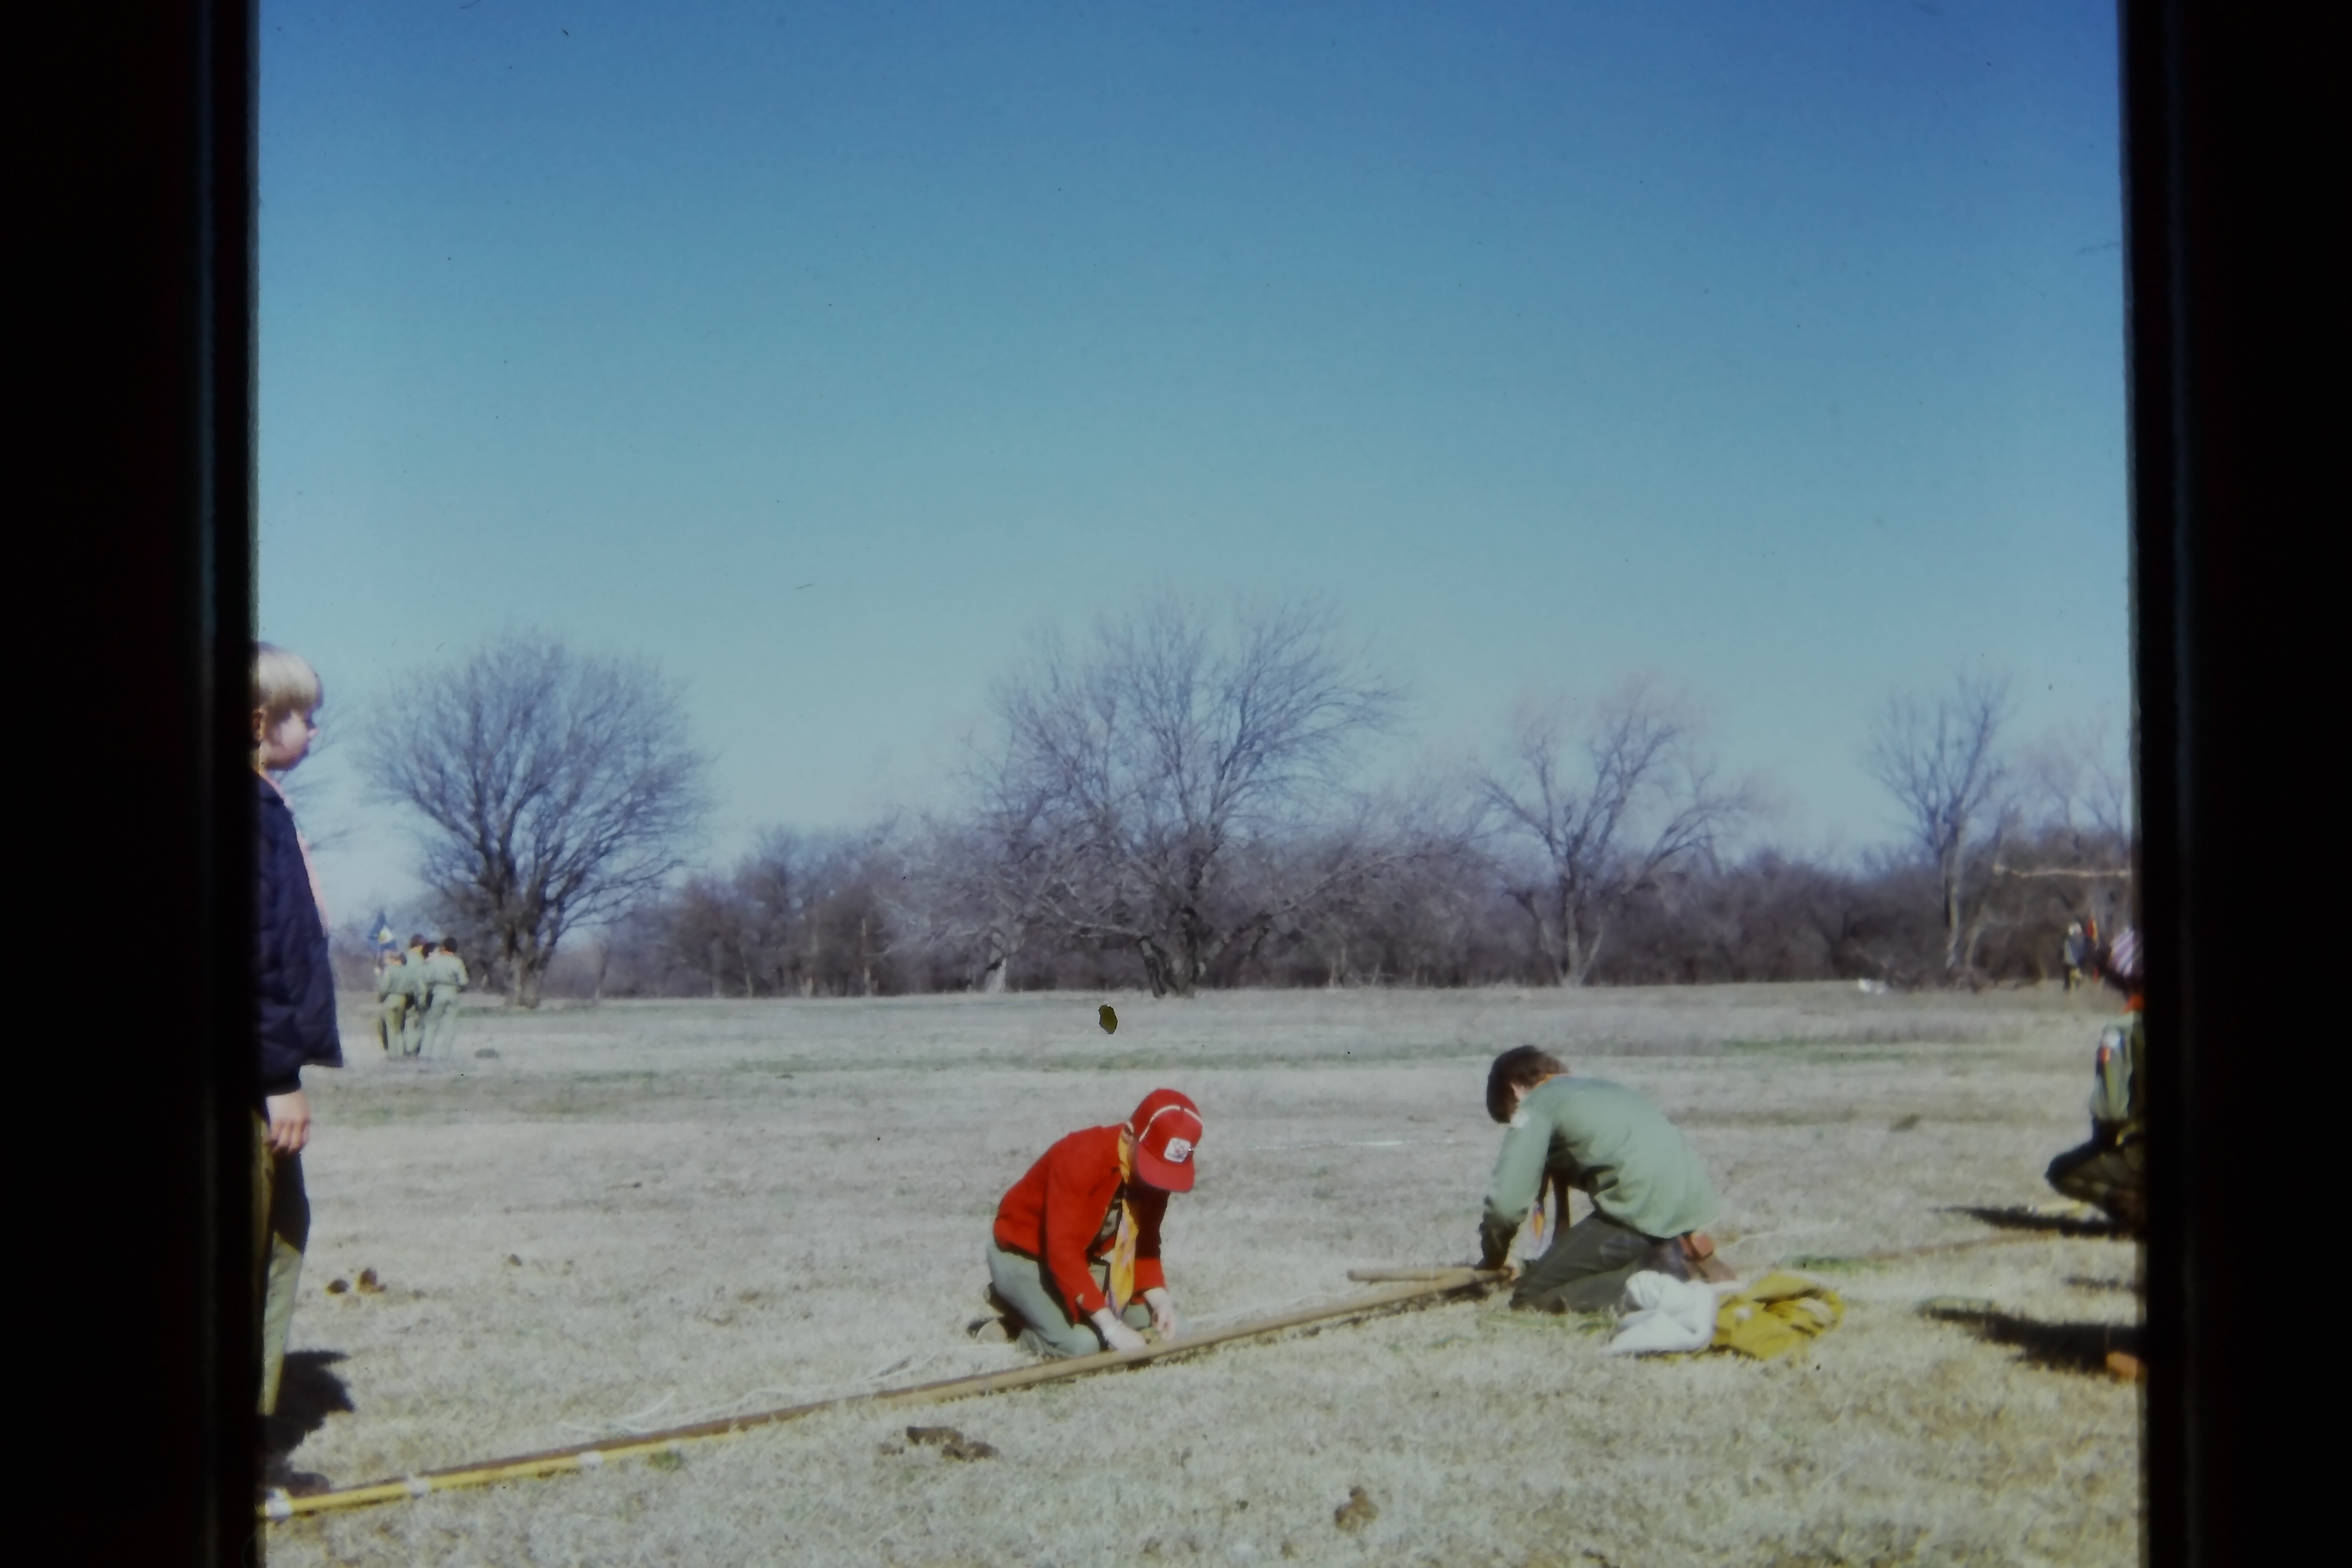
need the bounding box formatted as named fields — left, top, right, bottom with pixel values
left=1478, top=1046, right=1729, bottom=1313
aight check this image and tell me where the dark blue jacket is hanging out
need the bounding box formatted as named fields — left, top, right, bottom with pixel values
left=256, top=773, right=342, bottom=1098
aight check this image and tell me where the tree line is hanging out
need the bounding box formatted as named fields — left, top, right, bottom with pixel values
left=347, top=608, right=2131, bottom=1006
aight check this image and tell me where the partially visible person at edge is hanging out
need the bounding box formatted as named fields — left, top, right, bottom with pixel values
left=253, top=644, right=343, bottom=1423
left=420, top=938, right=470, bottom=1057
left=976, top=1089, right=1202, bottom=1359
left=2045, top=926, right=2146, bottom=1233
left=1475, top=1046, right=1730, bottom=1313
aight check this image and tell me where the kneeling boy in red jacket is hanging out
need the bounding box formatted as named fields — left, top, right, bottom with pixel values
left=976, top=1089, right=1202, bottom=1357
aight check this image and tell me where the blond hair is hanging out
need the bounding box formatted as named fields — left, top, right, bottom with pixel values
left=252, top=643, right=323, bottom=724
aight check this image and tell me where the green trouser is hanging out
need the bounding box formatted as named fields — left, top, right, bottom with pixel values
left=377, top=997, right=406, bottom=1054
left=421, top=988, right=461, bottom=1057
left=2047, top=1137, right=2146, bottom=1228
left=1509, top=1209, right=1688, bottom=1314
left=984, top=1239, right=1151, bottom=1359
left=252, top=1113, right=310, bottom=1416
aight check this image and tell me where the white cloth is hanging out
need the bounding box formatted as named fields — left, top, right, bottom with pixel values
left=1601, top=1270, right=1723, bottom=1356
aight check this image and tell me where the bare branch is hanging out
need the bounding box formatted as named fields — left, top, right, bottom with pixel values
left=953, top=596, right=1399, bottom=995
left=1476, top=677, right=1756, bottom=985
left=361, top=633, right=711, bottom=1007
left=1863, top=671, right=2016, bottom=983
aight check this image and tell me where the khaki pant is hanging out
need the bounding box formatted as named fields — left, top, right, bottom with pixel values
left=377, top=996, right=407, bottom=1054
left=252, top=1112, right=310, bottom=1415
left=420, top=987, right=462, bottom=1058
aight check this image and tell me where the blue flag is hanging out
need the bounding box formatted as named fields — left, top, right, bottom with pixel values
left=369, top=910, right=397, bottom=953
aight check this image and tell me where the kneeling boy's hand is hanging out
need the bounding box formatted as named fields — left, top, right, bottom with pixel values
left=1143, top=1286, right=1180, bottom=1340
left=265, top=1090, right=312, bottom=1155
left=1093, top=1309, right=1148, bottom=1353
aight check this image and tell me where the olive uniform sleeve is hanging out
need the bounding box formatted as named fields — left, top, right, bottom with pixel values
left=1478, top=1115, right=1554, bottom=1268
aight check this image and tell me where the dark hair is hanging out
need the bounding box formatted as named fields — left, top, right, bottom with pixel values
left=1485, top=1046, right=1569, bottom=1123
left=409, top=933, right=429, bottom=948
left=439, top=939, right=459, bottom=953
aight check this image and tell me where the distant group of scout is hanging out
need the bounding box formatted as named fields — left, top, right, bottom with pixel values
left=969, top=1056, right=1732, bottom=1359
left=375, top=934, right=469, bottom=1058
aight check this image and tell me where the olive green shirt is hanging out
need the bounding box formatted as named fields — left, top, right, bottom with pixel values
left=2087, top=1013, right=2143, bottom=1142
left=421, top=951, right=468, bottom=996
left=376, top=959, right=417, bottom=1003
left=1479, top=1076, right=1719, bottom=1265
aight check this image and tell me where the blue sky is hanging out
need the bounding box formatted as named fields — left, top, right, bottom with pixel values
left=258, top=1, right=2130, bottom=921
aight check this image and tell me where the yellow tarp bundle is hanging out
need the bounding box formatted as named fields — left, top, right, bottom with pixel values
left=1710, top=1271, right=1845, bottom=1359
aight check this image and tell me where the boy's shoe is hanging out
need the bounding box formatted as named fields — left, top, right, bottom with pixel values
left=965, top=1315, right=1013, bottom=1344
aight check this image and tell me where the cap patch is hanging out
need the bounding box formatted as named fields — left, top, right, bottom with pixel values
left=1162, top=1137, right=1194, bottom=1163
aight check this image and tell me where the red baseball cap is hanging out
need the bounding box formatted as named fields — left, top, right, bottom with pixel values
left=1129, top=1088, right=1203, bottom=1192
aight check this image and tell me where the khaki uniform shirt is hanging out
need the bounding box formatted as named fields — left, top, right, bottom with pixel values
left=421, top=951, right=468, bottom=997
left=2087, top=1013, right=2143, bottom=1144
left=376, top=959, right=413, bottom=1003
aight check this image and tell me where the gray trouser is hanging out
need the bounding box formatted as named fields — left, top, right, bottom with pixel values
left=1511, top=1209, right=1689, bottom=1314
left=985, top=1239, right=1150, bottom=1359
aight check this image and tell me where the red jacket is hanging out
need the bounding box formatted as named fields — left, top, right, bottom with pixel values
left=993, top=1125, right=1168, bottom=1317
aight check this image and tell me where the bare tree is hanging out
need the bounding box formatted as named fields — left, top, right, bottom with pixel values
left=1864, top=671, right=2016, bottom=984
left=363, top=633, right=711, bottom=1008
left=897, top=756, right=1075, bottom=994
left=1477, top=677, right=1755, bottom=986
left=975, top=597, right=1399, bottom=997
left=2018, top=709, right=2133, bottom=849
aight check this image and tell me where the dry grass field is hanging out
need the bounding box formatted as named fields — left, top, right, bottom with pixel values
left=263, top=983, right=2141, bottom=1567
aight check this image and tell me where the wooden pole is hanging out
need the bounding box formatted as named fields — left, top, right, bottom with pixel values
left=264, top=1272, right=1504, bottom=1522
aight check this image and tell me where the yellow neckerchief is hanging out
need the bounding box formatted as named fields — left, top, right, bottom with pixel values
left=1108, top=1131, right=1140, bottom=1312
left=1523, top=1074, right=1567, bottom=1247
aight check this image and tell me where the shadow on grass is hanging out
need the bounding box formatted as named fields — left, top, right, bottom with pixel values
left=1920, top=1302, right=2141, bottom=1374
left=263, top=1350, right=353, bottom=1459
left=1945, top=1203, right=2124, bottom=1239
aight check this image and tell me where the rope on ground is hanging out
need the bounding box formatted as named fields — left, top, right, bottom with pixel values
left=555, top=1348, right=961, bottom=1442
